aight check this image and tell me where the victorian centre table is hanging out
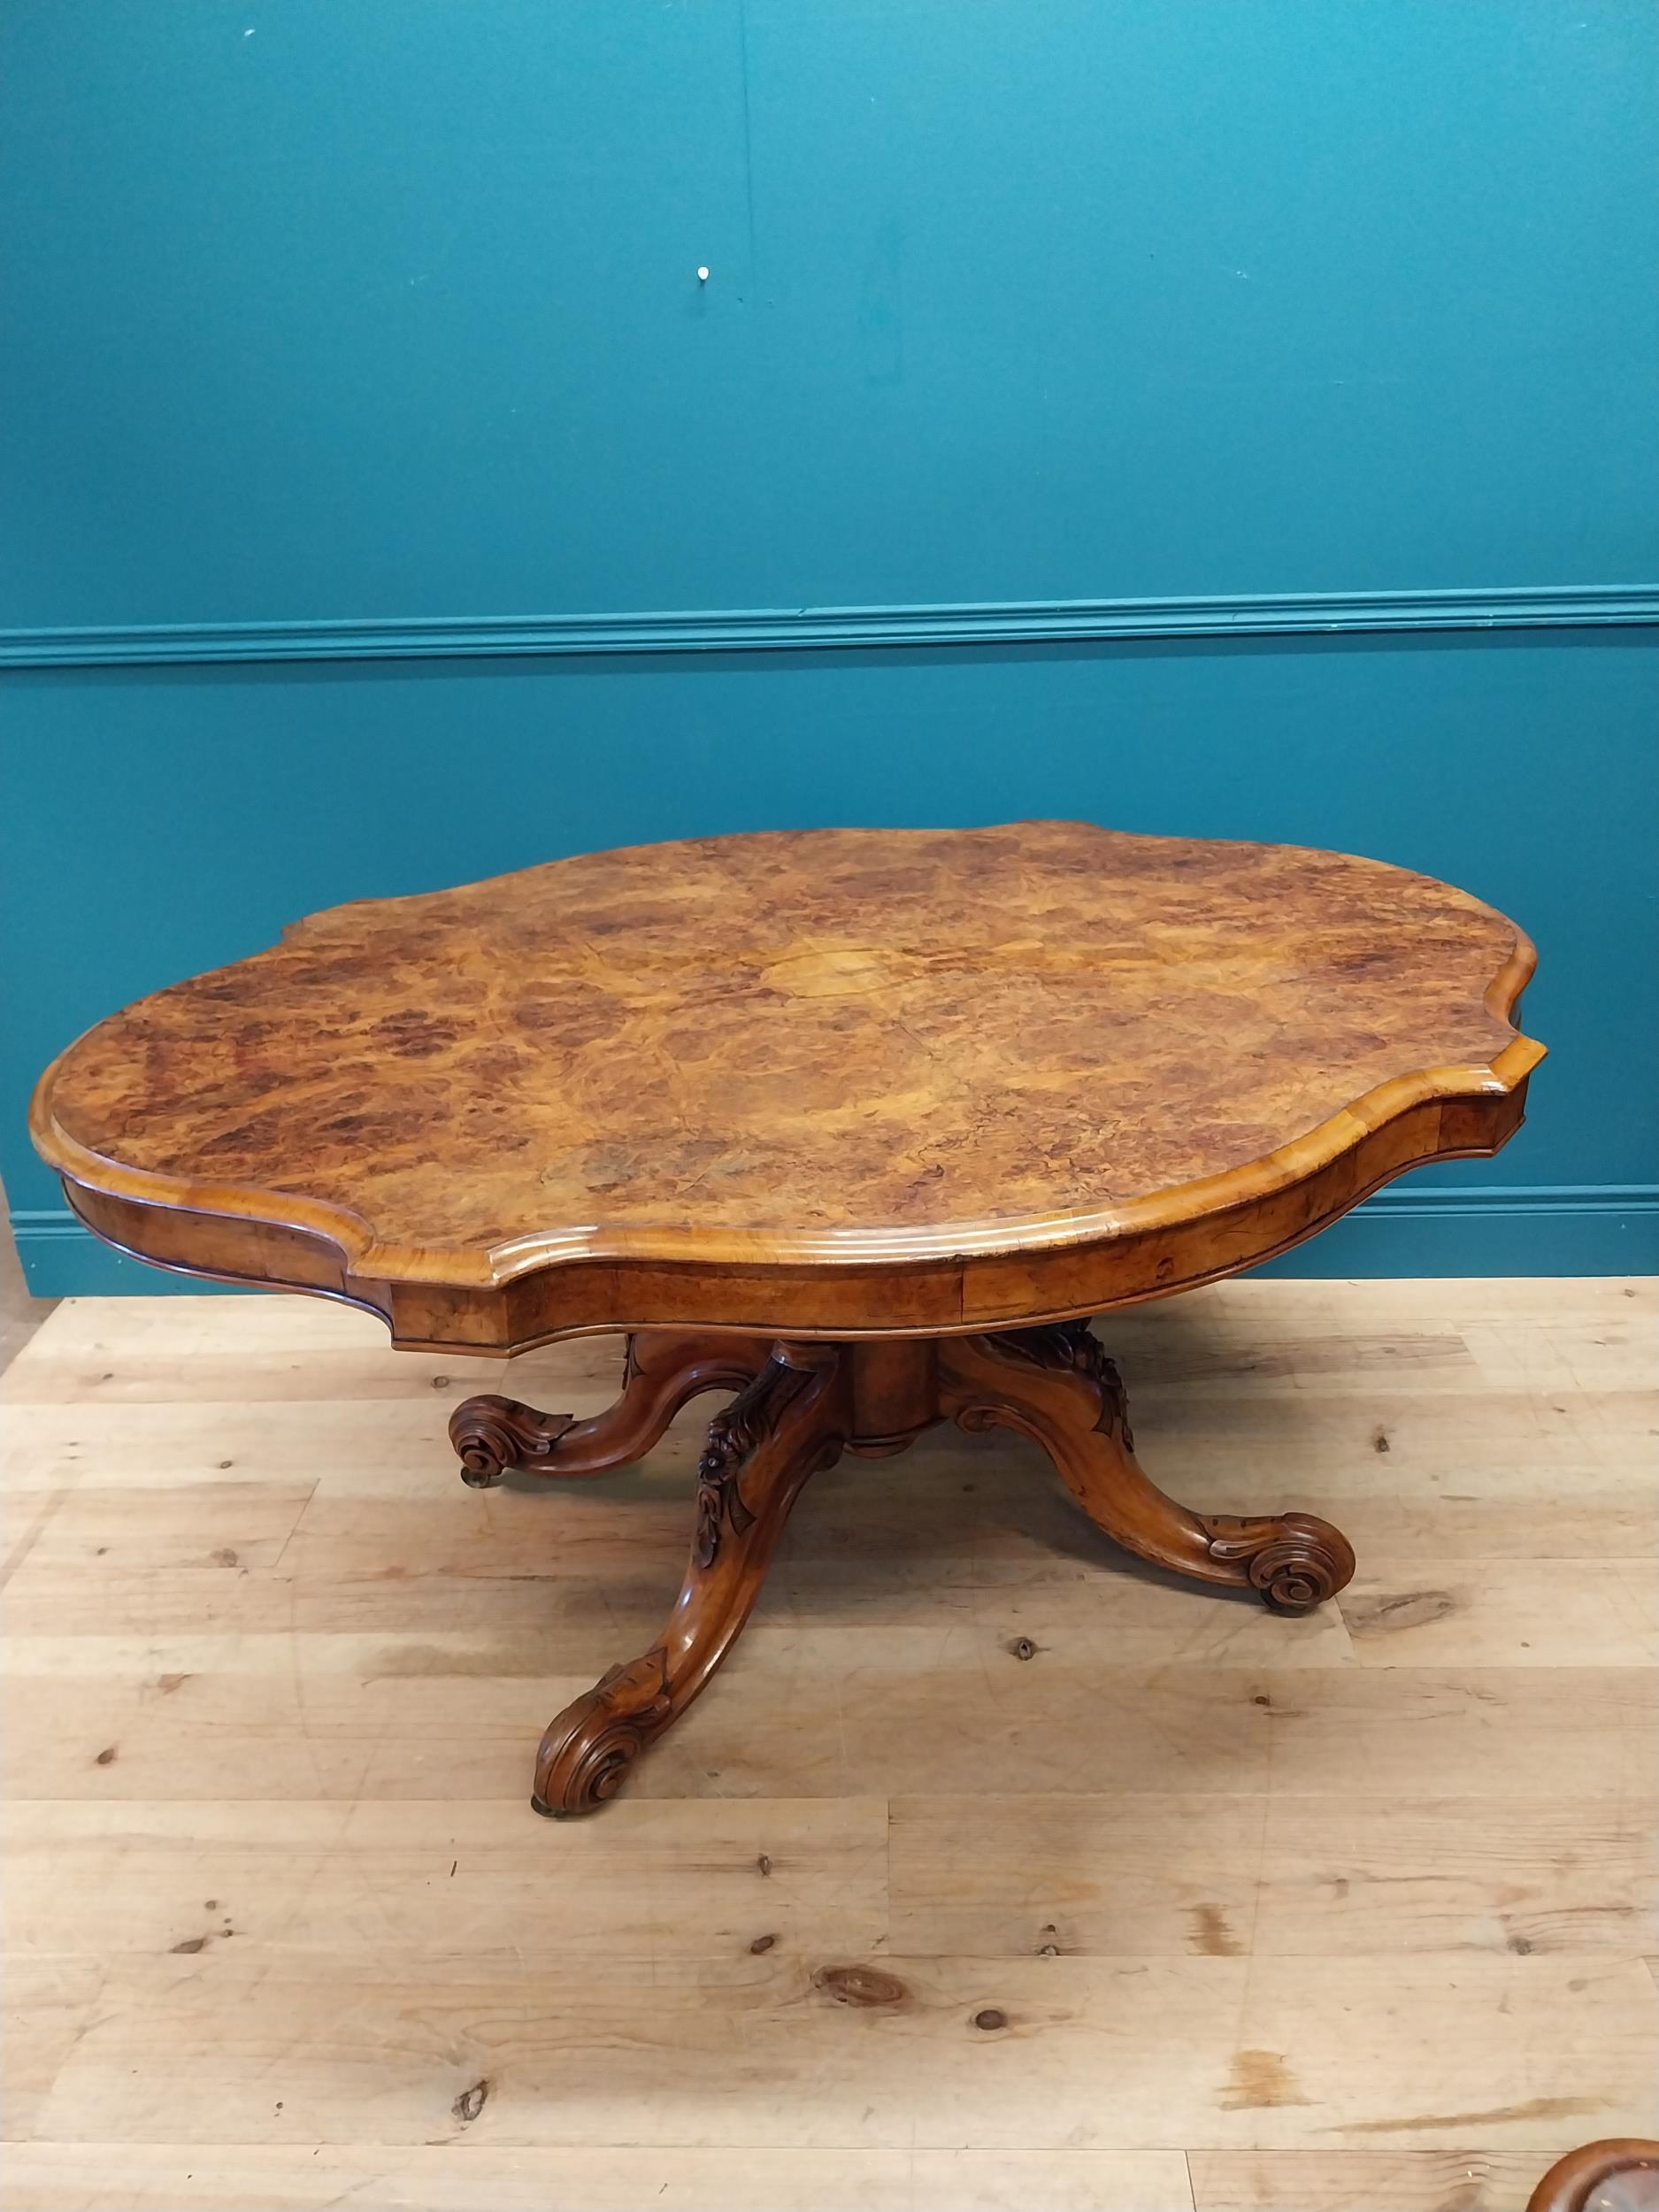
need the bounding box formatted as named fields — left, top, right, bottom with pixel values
left=30, top=822, right=1544, bottom=1816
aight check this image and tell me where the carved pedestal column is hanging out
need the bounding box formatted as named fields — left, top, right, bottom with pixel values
left=531, top=1341, right=847, bottom=1816
left=457, top=1319, right=1357, bottom=1812
left=449, top=1330, right=769, bottom=1486
left=940, top=1320, right=1356, bottom=1613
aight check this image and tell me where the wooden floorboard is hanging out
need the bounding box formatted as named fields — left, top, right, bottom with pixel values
left=3, top=1280, right=1655, bottom=2211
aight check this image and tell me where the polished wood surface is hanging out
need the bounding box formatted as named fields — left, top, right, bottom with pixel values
left=4, top=1281, right=1654, bottom=2211
left=449, top=1329, right=767, bottom=1487
left=30, top=823, right=1543, bottom=1347
left=27, top=823, right=1544, bottom=1813
left=500, top=1322, right=1356, bottom=1815
left=1528, top=2143, right=1659, bottom=2212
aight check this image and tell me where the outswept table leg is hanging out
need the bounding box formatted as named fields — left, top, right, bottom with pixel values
left=449, top=1329, right=771, bottom=1487
left=940, top=1320, right=1356, bottom=1613
left=531, top=1340, right=847, bottom=1815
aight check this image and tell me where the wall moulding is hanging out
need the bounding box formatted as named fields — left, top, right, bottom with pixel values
left=2, top=586, right=1655, bottom=671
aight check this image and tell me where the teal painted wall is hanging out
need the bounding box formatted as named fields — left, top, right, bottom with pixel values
left=3, top=1, right=1655, bottom=1289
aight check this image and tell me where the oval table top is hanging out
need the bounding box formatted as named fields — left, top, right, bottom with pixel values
left=31, top=821, right=1543, bottom=1348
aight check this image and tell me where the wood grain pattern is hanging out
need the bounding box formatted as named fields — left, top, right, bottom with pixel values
left=3, top=1281, right=1654, bottom=2210
left=474, top=1322, right=1357, bottom=1811
left=1189, top=2151, right=1571, bottom=2211
left=0, top=2144, right=1199, bottom=2212
left=9, top=1950, right=1648, bottom=2153
left=449, top=1329, right=767, bottom=1487
left=532, top=1340, right=847, bottom=1815
left=888, top=1796, right=1655, bottom=1959
left=29, top=823, right=1543, bottom=1347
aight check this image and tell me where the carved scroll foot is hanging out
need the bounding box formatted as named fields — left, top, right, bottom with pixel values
left=531, top=1341, right=846, bottom=1816
left=529, top=1652, right=672, bottom=1816
left=940, top=1318, right=1356, bottom=1611
left=449, top=1329, right=769, bottom=1488
left=450, top=1396, right=574, bottom=1487
left=1198, top=1510, right=1357, bottom=1614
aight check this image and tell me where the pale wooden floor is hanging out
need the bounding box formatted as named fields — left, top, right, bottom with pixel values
left=2, top=1279, right=1654, bottom=2212
left=0, top=1183, right=55, bottom=1379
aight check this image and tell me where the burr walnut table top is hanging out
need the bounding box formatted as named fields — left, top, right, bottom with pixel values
left=31, top=821, right=1543, bottom=1349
